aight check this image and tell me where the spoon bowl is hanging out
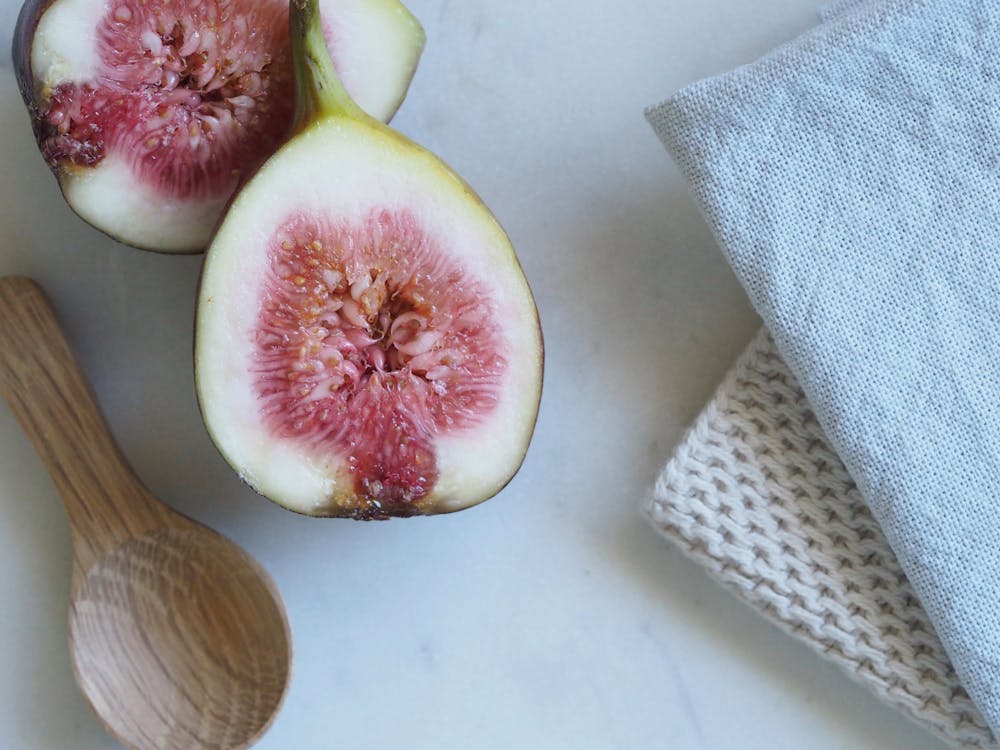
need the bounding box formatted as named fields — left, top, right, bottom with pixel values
left=71, top=528, right=290, bottom=750
left=0, top=276, right=291, bottom=750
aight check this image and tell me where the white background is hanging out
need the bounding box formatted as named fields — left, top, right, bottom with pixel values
left=0, top=0, right=951, bottom=748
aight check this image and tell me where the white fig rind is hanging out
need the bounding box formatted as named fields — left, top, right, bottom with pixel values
left=19, top=0, right=425, bottom=253
left=196, top=120, right=543, bottom=516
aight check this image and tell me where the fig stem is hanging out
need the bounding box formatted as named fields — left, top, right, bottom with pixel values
left=290, top=0, right=367, bottom=129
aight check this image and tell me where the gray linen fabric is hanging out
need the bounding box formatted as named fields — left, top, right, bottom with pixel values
left=647, top=0, right=1000, bottom=733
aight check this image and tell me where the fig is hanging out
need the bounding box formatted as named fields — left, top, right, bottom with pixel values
left=12, top=0, right=425, bottom=253
left=194, top=0, right=543, bottom=519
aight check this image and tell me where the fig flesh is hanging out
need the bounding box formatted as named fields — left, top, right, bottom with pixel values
left=13, top=0, right=424, bottom=253
left=195, top=0, right=543, bottom=518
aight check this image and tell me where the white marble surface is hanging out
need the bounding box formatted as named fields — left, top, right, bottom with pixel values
left=0, top=1, right=954, bottom=748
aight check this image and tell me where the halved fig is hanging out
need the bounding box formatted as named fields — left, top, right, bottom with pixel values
left=12, top=0, right=424, bottom=253
left=195, top=0, right=543, bottom=519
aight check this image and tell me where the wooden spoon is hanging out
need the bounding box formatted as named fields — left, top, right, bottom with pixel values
left=0, top=276, right=291, bottom=750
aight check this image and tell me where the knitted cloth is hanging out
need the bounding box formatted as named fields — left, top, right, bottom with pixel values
left=643, top=328, right=994, bottom=749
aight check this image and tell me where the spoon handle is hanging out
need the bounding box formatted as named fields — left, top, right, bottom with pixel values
left=0, top=276, right=164, bottom=569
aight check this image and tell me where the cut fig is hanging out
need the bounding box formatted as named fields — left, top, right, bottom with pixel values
left=195, top=0, right=543, bottom=519
left=12, top=0, right=424, bottom=253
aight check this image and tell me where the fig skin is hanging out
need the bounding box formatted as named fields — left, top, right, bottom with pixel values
left=11, top=0, right=46, bottom=121
left=13, top=0, right=128, bottom=248
left=10, top=0, right=218, bottom=254
left=193, top=272, right=544, bottom=521
left=12, top=0, right=426, bottom=254
left=193, top=0, right=543, bottom=519
left=191, top=195, right=544, bottom=520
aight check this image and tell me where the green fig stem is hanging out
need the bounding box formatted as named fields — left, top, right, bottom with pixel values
left=290, top=0, right=366, bottom=130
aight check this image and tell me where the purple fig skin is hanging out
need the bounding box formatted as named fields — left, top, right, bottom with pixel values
left=12, top=0, right=52, bottom=138
left=9, top=0, right=215, bottom=255
left=9, top=0, right=425, bottom=256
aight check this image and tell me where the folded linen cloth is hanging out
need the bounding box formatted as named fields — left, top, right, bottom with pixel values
left=645, top=328, right=993, bottom=748
left=646, top=0, right=1000, bottom=737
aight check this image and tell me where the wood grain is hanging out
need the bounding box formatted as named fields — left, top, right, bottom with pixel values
left=0, top=276, right=167, bottom=574
left=0, top=276, right=291, bottom=750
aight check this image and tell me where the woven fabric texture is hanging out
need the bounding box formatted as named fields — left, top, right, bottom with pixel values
left=643, top=328, right=994, bottom=749
left=647, top=0, right=1000, bottom=731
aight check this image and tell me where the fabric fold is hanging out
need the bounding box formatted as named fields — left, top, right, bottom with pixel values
left=644, top=328, right=994, bottom=749
left=647, top=0, right=1000, bottom=733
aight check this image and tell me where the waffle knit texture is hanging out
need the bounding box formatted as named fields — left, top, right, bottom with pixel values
left=644, top=329, right=994, bottom=749
left=646, top=0, right=1000, bottom=736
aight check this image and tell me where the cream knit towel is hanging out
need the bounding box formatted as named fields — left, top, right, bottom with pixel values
left=643, top=328, right=994, bottom=750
